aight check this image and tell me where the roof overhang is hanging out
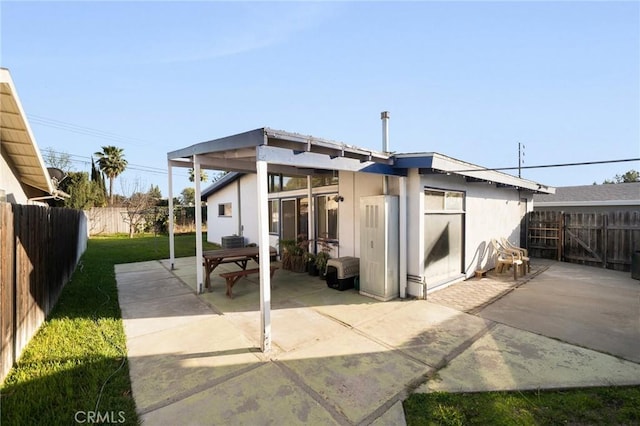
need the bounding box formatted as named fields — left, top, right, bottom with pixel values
left=168, top=127, right=404, bottom=177
left=394, top=152, right=555, bottom=194
left=0, top=68, right=55, bottom=196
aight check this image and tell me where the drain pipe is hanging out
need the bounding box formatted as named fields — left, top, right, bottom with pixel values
left=381, top=111, right=390, bottom=195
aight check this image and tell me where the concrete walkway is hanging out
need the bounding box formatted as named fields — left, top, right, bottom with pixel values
left=116, top=258, right=640, bottom=425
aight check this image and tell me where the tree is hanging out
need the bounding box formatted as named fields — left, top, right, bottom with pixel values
left=42, top=147, right=73, bottom=172
left=121, top=179, right=154, bottom=238
left=603, top=169, right=639, bottom=184
left=181, top=187, right=195, bottom=206
left=147, top=184, right=162, bottom=203
left=188, top=168, right=208, bottom=182
left=90, top=157, right=108, bottom=203
left=55, top=171, right=106, bottom=209
left=211, top=171, right=228, bottom=182
left=94, top=145, right=128, bottom=205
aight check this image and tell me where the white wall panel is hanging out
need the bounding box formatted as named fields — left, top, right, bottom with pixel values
left=420, top=173, right=526, bottom=279
left=206, top=179, right=241, bottom=244
left=239, top=175, right=258, bottom=245
left=1, top=151, right=28, bottom=204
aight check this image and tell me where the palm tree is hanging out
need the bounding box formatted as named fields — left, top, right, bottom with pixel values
left=94, top=145, right=128, bottom=205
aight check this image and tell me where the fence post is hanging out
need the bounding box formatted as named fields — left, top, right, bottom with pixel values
left=558, top=212, right=564, bottom=262
left=602, top=213, right=608, bottom=269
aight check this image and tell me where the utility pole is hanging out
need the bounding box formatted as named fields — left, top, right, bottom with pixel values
left=518, top=142, right=525, bottom=178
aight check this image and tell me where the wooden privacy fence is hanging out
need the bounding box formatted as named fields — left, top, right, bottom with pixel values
left=1, top=203, right=86, bottom=383
left=527, top=210, right=640, bottom=271
left=86, top=206, right=207, bottom=235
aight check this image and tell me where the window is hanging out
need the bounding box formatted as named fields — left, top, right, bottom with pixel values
left=268, top=174, right=282, bottom=192
left=424, top=189, right=464, bottom=212
left=282, top=175, right=307, bottom=191
left=218, top=203, right=232, bottom=217
left=268, top=173, right=339, bottom=193
left=445, top=192, right=464, bottom=211
left=268, top=200, right=279, bottom=233
left=312, top=174, right=339, bottom=188
left=316, top=195, right=338, bottom=240
left=425, top=190, right=444, bottom=210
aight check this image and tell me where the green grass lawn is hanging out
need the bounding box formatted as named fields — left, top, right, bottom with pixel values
left=0, top=233, right=218, bottom=426
left=404, top=386, right=640, bottom=425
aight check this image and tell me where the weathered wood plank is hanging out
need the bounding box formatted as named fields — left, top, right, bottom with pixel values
left=1, top=204, right=84, bottom=383
left=0, top=203, right=15, bottom=382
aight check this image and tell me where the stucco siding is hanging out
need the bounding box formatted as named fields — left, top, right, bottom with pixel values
left=239, top=175, right=258, bottom=245
left=415, top=172, right=530, bottom=283
left=464, top=184, right=524, bottom=276
left=1, top=149, right=29, bottom=203
left=406, top=169, right=424, bottom=277
left=206, top=179, right=241, bottom=244
left=337, top=171, right=385, bottom=258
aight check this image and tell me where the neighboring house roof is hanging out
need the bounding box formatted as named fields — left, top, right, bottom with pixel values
left=201, top=172, right=243, bottom=200
left=173, top=128, right=554, bottom=198
left=0, top=68, right=55, bottom=196
left=533, top=182, right=640, bottom=207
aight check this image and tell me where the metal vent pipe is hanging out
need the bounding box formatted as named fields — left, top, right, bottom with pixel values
left=381, top=111, right=390, bottom=194
left=381, top=111, right=390, bottom=152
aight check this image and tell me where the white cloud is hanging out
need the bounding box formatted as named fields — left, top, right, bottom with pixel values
left=146, top=2, right=343, bottom=65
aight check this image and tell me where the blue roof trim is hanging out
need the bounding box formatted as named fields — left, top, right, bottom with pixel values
left=361, top=163, right=407, bottom=176
left=393, top=156, right=434, bottom=169
left=200, top=172, right=244, bottom=200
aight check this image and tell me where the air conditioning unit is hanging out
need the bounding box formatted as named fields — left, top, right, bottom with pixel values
left=221, top=235, right=244, bottom=249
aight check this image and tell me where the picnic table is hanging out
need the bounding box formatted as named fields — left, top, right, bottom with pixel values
left=203, top=246, right=277, bottom=290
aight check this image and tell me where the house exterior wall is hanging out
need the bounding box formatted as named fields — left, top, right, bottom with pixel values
left=205, top=167, right=535, bottom=300
left=239, top=175, right=258, bottom=245
left=406, top=169, right=425, bottom=296
left=337, top=171, right=384, bottom=258
left=403, top=171, right=533, bottom=297
left=1, top=148, right=32, bottom=204
left=206, top=178, right=241, bottom=245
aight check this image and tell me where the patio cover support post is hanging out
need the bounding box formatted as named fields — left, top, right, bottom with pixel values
left=399, top=176, right=407, bottom=298
left=307, top=175, right=314, bottom=252
left=256, top=158, right=271, bottom=353
left=168, top=161, right=175, bottom=270
left=194, top=155, right=204, bottom=294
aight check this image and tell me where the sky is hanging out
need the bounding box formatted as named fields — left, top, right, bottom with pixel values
left=1, top=1, right=639, bottom=198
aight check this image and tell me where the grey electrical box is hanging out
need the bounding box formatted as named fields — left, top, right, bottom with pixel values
left=359, top=195, right=399, bottom=301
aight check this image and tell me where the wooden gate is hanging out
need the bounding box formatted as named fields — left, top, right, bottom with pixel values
left=527, top=211, right=563, bottom=261
left=527, top=211, right=640, bottom=271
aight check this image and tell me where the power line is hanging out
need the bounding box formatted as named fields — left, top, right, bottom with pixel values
left=27, top=113, right=171, bottom=149
left=452, top=158, right=640, bottom=173
left=46, top=149, right=190, bottom=178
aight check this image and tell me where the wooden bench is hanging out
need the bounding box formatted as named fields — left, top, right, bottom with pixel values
left=219, top=266, right=279, bottom=298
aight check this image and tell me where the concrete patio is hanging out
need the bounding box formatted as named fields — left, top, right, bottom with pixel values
left=116, top=258, right=640, bottom=425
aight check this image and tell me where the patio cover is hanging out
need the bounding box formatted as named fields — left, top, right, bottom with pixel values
left=167, top=127, right=405, bottom=352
